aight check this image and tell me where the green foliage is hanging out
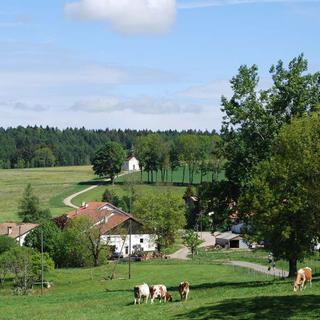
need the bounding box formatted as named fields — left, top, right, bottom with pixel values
left=24, top=221, right=61, bottom=261
left=32, top=147, right=56, bottom=167
left=18, top=184, right=52, bottom=223
left=0, top=126, right=218, bottom=169
left=240, top=113, right=320, bottom=276
left=183, top=230, right=202, bottom=258
left=57, top=216, right=108, bottom=267
left=133, top=191, right=186, bottom=250
left=92, top=141, right=126, bottom=183
left=197, top=181, right=234, bottom=231
left=222, top=54, right=320, bottom=198
left=0, top=236, right=17, bottom=255
left=101, top=188, right=129, bottom=212
left=1, top=246, right=54, bottom=294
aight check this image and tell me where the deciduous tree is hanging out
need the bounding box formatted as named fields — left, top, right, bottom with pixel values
left=240, top=114, right=320, bottom=277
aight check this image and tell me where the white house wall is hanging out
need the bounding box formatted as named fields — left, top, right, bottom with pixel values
left=122, top=158, right=140, bottom=172
left=101, top=234, right=156, bottom=256
left=16, top=232, right=29, bottom=246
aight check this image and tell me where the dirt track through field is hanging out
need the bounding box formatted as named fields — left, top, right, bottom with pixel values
left=63, top=171, right=129, bottom=209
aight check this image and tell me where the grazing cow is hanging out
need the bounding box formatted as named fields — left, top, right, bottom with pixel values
left=165, top=292, right=173, bottom=302
left=149, top=284, right=168, bottom=303
left=178, top=281, right=190, bottom=301
left=134, top=283, right=150, bottom=304
left=294, top=267, right=312, bottom=292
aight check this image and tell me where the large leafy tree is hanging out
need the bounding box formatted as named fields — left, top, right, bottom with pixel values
left=24, top=221, right=61, bottom=261
left=222, top=55, right=320, bottom=198
left=133, top=191, right=186, bottom=251
left=240, top=113, right=320, bottom=277
left=92, top=141, right=126, bottom=184
left=57, top=216, right=108, bottom=267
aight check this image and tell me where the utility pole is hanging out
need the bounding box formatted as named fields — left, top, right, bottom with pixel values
left=41, top=229, right=44, bottom=295
left=128, top=219, right=132, bottom=279
left=18, top=225, right=21, bottom=246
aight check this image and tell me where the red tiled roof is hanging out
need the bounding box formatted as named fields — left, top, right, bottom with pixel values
left=65, top=201, right=141, bottom=234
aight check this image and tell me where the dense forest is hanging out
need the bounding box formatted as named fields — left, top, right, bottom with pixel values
left=0, top=126, right=218, bottom=169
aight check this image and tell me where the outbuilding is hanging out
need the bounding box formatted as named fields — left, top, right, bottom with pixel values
left=122, top=156, right=140, bottom=172
left=215, top=231, right=249, bottom=249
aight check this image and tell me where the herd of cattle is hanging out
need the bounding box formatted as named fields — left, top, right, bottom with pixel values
left=133, top=267, right=313, bottom=305
left=134, top=281, right=190, bottom=304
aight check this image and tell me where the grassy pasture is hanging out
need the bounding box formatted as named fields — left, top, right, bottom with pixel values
left=0, top=260, right=319, bottom=320
left=72, top=183, right=186, bottom=208
left=0, top=166, right=98, bottom=222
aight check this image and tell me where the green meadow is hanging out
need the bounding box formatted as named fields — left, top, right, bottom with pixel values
left=0, top=166, right=98, bottom=222
left=0, top=259, right=319, bottom=320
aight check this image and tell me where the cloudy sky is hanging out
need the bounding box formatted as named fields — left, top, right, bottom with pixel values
left=1, top=0, right=320, bottom=131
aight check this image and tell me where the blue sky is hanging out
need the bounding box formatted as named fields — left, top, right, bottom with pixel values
left=1, top=0, right=320, bottom=130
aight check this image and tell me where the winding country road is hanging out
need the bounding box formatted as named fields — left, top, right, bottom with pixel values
left=63, top=171, right=129, bottom=209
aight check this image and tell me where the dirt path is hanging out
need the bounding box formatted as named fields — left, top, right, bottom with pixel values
left=168, top=232, right=216, bottom=260
left=169, top=232, right=288, bottom=277
left=63, top=171, right=129, bottom=209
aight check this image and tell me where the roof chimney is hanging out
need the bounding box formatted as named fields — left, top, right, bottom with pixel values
left=7, top=226, right=12, bottom=235
left=81, top=202, right=86, bottom=208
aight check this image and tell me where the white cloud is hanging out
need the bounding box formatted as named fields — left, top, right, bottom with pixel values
left=178, top=0, right=320, bottom=9
left=70, top=95, right=203, bottom=114
left=179, top=80, right=232, bottom=100
left=0, top=101, right=48, bottom=112
left=65, top=0, right=176, bottom=34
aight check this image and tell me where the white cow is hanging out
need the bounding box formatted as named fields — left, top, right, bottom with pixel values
left=134, top=283, right=150, bottom=304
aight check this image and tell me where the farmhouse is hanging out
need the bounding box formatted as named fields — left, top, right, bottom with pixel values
left=215, top=231, right=249, bottom=249
left=122, top=156, right=140, bottom=172
left=0, top=222, right=39, bottom=246
left=58, top=202, right=156, bottom=257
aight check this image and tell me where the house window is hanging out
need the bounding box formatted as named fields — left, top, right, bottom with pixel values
left=107, top=236, right=111, bottom=241
left=125, top=246, right=129, bottom=254
left=140, top=238, right=144, bottom=243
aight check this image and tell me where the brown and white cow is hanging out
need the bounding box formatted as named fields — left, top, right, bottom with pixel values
left=149, top=284, right=170, bottom=303
left=178, top=281, right=190, bottom=301
left=134, top=283, right=150, bottom=304
left=294, top=267, right=312, bottom=292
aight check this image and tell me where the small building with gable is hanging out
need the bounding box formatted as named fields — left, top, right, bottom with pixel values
left=122, top=156, right=140, bottom=172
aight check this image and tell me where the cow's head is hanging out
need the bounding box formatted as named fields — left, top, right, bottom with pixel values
left=166, top=292, right=173, bottom=302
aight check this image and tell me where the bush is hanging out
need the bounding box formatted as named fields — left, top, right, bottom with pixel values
left=0, top=236, right=17, bottom=255
left=1, top=246, right=54, bottom=294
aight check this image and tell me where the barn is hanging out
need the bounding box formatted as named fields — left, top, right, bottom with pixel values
left=215, top=231, right=249, bottom=249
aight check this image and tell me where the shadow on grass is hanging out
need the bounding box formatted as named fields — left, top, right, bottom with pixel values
left=177, top=295, right=320, bottom=320
left=167, top=280, right=280, bottom=292
left=78, top=179, right=110, bottom=186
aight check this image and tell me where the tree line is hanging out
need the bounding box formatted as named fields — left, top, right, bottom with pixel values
left=0, top=126, right=217, bottom=169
